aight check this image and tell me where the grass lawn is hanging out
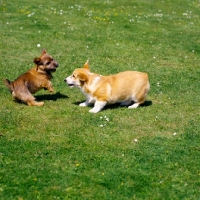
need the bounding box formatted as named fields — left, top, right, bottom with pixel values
left=0, top=0, right=200, bottom=199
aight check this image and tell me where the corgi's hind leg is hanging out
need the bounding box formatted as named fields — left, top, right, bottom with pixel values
left=128, top=97, right=146, bottom=109
left=120, top=100, right=132, bottom=106
left=128, top=102, right=140, bottom=109
left=128, top=83, right=149, bottom=109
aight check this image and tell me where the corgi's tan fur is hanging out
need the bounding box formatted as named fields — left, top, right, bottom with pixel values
left=65, top=61, right=150, bottom=113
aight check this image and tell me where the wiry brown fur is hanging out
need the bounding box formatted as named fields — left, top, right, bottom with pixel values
left=3, top=49, right=58, bottom=106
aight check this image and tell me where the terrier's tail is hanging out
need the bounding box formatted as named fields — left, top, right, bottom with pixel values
left=3, top=79, right=14, bottom=93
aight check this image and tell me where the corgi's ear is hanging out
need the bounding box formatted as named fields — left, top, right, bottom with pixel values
left=78, top=73, right=88, bottom=82
left=83, top=60, right=90, bottom=70
left=41, top=49, right=46, bottom=54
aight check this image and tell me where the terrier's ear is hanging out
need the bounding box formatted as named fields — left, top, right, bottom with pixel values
left=34, top=57, right=41, bottom=65
left=83, top=60, right=90, bottom=70
left=41, top=49, right=46, bottom=54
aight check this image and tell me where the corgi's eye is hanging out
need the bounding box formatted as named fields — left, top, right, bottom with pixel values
left=72, top=74, right=75, bottom=78
left=46, top=62, right=51, bottom=65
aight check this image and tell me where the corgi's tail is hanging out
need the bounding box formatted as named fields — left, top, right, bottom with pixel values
left=3, top=79, right=14, bottom=93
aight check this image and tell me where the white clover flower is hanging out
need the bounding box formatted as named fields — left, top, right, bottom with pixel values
left=37, top=44, right=41, bottom=47
left=134, top=139, right=138, bottom=143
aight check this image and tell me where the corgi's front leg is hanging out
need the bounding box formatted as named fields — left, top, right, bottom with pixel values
left=79, top=101, right=89, bottom=107
left=79, top=96, right=95, bottom=107
left=89, top=100, right=107, bottom=113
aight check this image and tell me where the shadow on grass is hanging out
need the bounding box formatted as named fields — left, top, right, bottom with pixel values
left=73, top=100, right=152, bottom=110
left=141, top=100, right=152, bottom=107
left=35, top=92, right=68, bottom=101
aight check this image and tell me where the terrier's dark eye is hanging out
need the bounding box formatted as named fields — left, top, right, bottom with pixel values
left=46, top=62, right=51, bottom=65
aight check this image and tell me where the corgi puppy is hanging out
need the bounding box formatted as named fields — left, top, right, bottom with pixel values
left=64, top=61, right=150, bottom=113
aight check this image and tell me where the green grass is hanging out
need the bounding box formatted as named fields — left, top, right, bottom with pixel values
left=0, top=0, right=200, bottom=199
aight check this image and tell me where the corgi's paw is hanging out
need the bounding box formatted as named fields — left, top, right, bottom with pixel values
left=89, top=107, right=101, bottom=113
left=79, top=102, right=88, bottom=107
left=128, top=103, right=140, bottom=109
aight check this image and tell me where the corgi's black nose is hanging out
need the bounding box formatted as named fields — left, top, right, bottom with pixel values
left=64, top=79, right=66, bottom=82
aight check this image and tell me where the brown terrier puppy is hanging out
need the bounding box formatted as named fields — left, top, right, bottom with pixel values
left=3, top=49, right=58, bottom=106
